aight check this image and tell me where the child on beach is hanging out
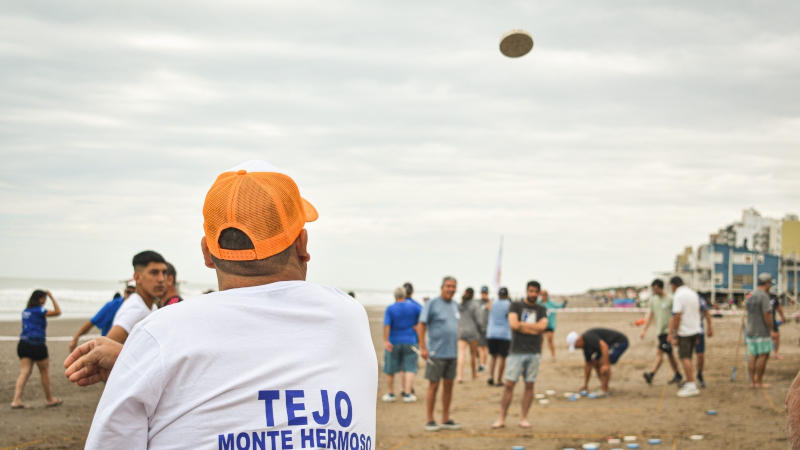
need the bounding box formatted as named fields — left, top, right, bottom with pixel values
left=11, top=289, right=63, bottom=409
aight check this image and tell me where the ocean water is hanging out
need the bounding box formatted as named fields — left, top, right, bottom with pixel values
left=0, top=277, right=418, bottom=322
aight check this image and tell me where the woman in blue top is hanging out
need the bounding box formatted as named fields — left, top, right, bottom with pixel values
left=11, top=289, right=62, bottom=409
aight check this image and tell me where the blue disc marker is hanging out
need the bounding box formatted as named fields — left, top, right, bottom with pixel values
left=648, top=438, right=661, bottom=445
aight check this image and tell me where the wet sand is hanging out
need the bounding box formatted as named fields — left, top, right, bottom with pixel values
left=0, top=301, right=794, bottom=449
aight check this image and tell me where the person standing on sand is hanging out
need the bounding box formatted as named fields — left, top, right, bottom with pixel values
left=694, top=294, right=713, bottom=388
left=567, top=327, right=629, bottom=397
left=770, top=292, right=787, bottom=359
left=69, top=284, right=135, bottom=351
left=486, top=287, right=512, bottom=386
left=158, top=262, right=183, bottom=307
left=640, top=279, right=682, bottom=386
left=105, top=250, right=167, bottom=344
left=746, top=273, right=777, bottom=388
left=382, top=286, right=422, bottom=403
left=418, top=276, right=462, bottom=432
left=492, top=280, right=548, bottom=429
left=477, top=286, right=491, bottom=372
left=69, top=160, right=376, bottom=449
left=668, top=276, right=702, bottom=397
left=456, top=287, right=482, bottom=383
left=542, top=289, right=566, bottom=361
left=11, top=289, right=62, bottom=409
left=404, top=282, right=422, bottom=309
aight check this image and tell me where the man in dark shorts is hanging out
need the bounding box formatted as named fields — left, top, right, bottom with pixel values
left=418, top=276, right=461, bottom=432
left=770, top=293, right=786, bottom=359
left=669, top=276, right=702, bottom=397
left=486, top=287, right=512, bottom=386
left=640, top=279, right=682, bottom=386
left=567, top=328, right=629, bottom=396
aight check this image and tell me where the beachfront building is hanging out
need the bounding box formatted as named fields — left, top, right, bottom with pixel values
left=672, top=208, right=799, bottom=303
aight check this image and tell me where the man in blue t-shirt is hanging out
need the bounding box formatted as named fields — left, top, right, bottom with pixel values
left=69, top=285, right=135, bottom=351
left=403, top=282, right=422, bottom=310
left=382, top=287, right=422, bottom=403
left=418, top=276, right=461, bottom=432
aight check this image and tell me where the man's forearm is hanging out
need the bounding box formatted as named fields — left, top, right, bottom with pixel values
left=416, top=324, right=427, bottom=350
left=73, top=320, right=94, bottom=340
left=583, top=363, right=591, bottom=386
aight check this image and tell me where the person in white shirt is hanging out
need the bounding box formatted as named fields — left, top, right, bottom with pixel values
left=66, top=161, right=377, bottom=449
left=105, top=250, right=167, bottom=344
left=668, top=276, right=702, bottom=398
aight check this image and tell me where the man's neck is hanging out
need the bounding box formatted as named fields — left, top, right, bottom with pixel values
left=216, top=268, right=305, bottom=291
left=524, top=297, right=537, bottom=305
left=137, top=289, right=156, bottom=309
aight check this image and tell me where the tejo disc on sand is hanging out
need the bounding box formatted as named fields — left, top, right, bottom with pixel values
left=690, top=435, right=704, bottom=440
left=499, top=29, right=533, bottom=57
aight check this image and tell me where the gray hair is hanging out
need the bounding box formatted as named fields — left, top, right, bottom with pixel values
left=441, top=276, right=457, bottom=287
left=394, top=287, right=407, bottom=299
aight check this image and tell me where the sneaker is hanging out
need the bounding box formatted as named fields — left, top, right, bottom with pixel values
left=668, top=373, right=683, bottom=385
left=402, top=393, right=418, bottom=403
left=487, top=378, right=494, bottom=386
left=643, top=372, right=654, bottom=385
left=381, top=393, right=396, bottom=403
left=697, top=374, right=706, bottom=388
left=424, top=421, right=440, bottom=432
left=677, top=383, right=700, bottom=398
left=590, top=390, right=609, bottom=398
left=440, top=420, right=461, bottom=430
left=478, top=365, right=486, bottom=372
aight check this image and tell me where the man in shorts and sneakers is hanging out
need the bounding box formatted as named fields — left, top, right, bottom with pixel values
left=418, top=276, right=461, bottom=432
left=492, top=280, right=548, bottom=429
left=746, top=273, right=777, bottom=388
left=382, top=287, right=421, bottom=403
left=567, top=328, right=629, bottom=396
left=668, top=276, right=702, bottom=397
left=640, top=279, right=682, bottom=386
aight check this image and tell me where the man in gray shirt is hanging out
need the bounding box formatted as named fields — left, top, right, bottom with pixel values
left=418, top=276, right=461, bottom=432
left=746, top=273, right=777, bottom=388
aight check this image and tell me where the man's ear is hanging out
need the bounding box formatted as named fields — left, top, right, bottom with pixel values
left=295, top=229, right=310, bottom=263
left=201, top=236, right=216, bottom=268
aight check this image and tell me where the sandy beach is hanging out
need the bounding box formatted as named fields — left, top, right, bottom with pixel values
left=1, top=301, right=794, bottom=449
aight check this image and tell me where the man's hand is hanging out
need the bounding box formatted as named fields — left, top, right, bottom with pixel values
left=64, top=337, right=123, bottom=386
left=600, top=363, right=611, bottom=376
left=707, top=328, right=713, bottom=338
left=771, top=331, right=779, bottom=340
left=670, top=334, right=678, bottom=346
left=384, top=341, right=393, bottom=352
left=639, top=329, right=646, bottom=340
left=421, top=348, right=429, bottom=360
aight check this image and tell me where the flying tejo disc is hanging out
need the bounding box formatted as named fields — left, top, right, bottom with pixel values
left=499, top=29, right=533, bottom=57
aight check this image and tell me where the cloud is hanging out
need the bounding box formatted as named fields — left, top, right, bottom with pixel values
left=1, top=1, right=799, bottom=294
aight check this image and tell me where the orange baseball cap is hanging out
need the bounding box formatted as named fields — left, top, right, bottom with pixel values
left=203, top=161, right=318, bottom=261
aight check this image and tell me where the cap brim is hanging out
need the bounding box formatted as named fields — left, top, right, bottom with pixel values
left=302, top=198, right=318, bottom=222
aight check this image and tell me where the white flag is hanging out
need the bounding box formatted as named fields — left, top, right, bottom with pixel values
left=491, top=236, right=503, bottom=298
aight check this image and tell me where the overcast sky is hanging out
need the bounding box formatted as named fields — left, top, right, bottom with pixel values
left=1, top=1, right=798, bottom=295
